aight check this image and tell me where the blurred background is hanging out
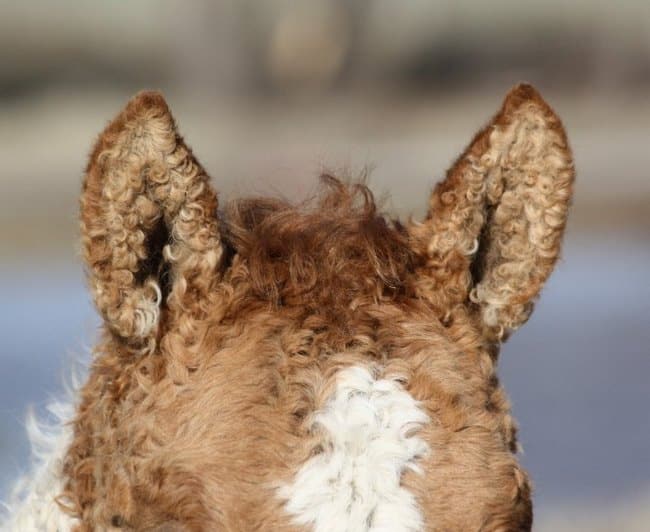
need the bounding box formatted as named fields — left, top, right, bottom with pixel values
left=0, top=1, right=648, bottom=530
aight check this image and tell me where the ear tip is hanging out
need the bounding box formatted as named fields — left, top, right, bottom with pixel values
left=86, top=90, right=175, bottom=171
left=502, top=82, right=558, bottom=119
left=506, top=82, right=541, bottom=102
left=118, top=90, right=173, bottom=129
left=108, top=90, right=172, bottom=132
left=499, top=82, right=571, bottom=149
left=127, top=90, right=171, bottom=116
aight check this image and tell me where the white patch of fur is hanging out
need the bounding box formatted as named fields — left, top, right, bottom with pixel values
left=1, top=398, right=80, bottom=531
left=280, top=365, right=429, bottom=532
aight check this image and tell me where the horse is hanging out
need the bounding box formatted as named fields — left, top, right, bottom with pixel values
left=3, top=83, right=574, bottom=531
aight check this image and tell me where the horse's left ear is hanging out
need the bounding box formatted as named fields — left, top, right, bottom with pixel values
left=416, top=84, right=575, bottom=341
left=81, top=92, right=223, bottom=352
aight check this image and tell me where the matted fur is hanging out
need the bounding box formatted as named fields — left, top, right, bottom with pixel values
left=4, top=84, right=574, bottom=531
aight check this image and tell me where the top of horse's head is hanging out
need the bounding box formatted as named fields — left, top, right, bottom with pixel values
left=62, top=84, right=573, bottom=531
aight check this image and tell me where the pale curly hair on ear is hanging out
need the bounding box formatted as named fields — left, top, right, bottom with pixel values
left=80, top=92, right=223, bottom=354
left=413, top=84, right=574, bottom=341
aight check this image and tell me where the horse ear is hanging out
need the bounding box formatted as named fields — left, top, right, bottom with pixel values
left=81, top=92, right=223, bottom=351
left=416, top=84, right=574, bottom=341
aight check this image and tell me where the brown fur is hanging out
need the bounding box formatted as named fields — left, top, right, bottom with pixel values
left=222, top=176, right=422, bottom=330
left=61, top=84, right=574, bottom=531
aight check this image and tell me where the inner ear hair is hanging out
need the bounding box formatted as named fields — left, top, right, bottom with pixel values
left=80, top=91, right=223, bottom=352
left=135, top=216, right=172, bottom=300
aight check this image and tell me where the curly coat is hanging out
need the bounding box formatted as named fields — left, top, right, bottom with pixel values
left=27, top=84, right=574, bottom=531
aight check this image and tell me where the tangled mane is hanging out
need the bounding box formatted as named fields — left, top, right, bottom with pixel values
left=222, top=175, right=423, bottom=323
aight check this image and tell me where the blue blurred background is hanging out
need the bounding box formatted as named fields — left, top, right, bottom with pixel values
left=1, top=2, right=649, bottom=529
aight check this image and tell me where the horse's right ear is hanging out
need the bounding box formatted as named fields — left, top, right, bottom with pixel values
left=413, top=84, right=574, bottom=342
left=81, top=92, right=223, bottom=352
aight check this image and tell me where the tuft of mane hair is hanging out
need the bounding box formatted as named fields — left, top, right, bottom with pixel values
left=222, top=174, right=422, bottom=326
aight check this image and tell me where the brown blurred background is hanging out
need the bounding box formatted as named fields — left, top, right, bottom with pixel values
left=0, top=1, right=649, bottom=530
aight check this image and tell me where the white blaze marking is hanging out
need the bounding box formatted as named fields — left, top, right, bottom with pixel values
left=280, top=365, right=429, bottom=532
